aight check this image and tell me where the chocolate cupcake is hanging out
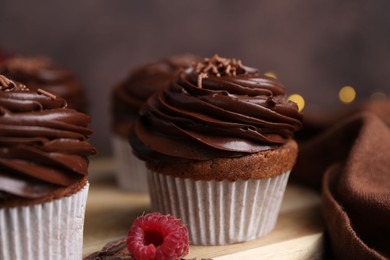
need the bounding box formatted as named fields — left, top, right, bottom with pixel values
left=0, top=75, right=96, bottom=259
left=0, top=55, right=87, bottom=113
left=111, top=53, right=199, bottom=192
left=130, top=55, right=303, bottom=245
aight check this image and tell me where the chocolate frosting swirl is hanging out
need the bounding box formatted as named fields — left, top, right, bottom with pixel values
left=0, top=56, right=87, bottom=112
left=112, top=53, right=199, bottom=137
left=130, top=55, right=303, bottom=162
left=0, top=75, right=96, bottom=202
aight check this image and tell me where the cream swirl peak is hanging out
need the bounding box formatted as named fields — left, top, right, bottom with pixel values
left=0, top=75, right=96, bottom=202
left=112, top=53, right=199, bottom=137
left=130, top=55, right=303, bottom=162
left=0, top=56, right=87, bottom=112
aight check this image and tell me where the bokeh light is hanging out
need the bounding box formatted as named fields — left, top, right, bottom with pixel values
left=339, top=86, right=356, bottom=104
left=264, top=72, right=277, bottom=79
left=288, top=94, right=305, bottom=112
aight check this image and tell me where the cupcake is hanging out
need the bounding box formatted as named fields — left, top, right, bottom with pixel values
left=111, top=53, right=199, bottom=192
left=130, top=55, right=303, bottom=245
left=0, top=55, right=88, bottom=113
left=0, top=75, right=96, bottom=259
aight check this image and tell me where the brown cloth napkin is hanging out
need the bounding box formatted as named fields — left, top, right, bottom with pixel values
left=291, top=99, right=390, bottom=259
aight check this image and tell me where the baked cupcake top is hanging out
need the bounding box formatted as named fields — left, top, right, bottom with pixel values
left=0, top=55, right=87, bottom=113
left=112, top=53, right=199, bottom=137
left=130, top=55, right=303, bottom=163
left=0, top=75, right=96, bottom=207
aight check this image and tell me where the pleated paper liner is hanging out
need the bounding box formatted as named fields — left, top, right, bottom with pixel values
left=112, top=135, right=148, bottom=192
left=148, top=171, right=290, bottom=245
left=0, top=183, right=89, bottom=260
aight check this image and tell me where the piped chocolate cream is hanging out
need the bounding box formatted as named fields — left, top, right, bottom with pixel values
left=0, top=75, right=96, bottom=204
left=0, top=56, right=87, bottom=112
left=130, top=55, right=303, bottom=162
left=112, top=53, right=199, bottom=137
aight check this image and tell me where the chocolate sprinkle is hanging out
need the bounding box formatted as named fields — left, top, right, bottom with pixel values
left=197, top=72, right=208, bottom=88
left=193, top=54, right=246, bottom=77
left=37, top=88, right=57, bottom=99
left=0, top=74, right=28, bottom=91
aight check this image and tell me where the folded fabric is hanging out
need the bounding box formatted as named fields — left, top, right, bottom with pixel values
left=291, top=99, right=390, bottom=259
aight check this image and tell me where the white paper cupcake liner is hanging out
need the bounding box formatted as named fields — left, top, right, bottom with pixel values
left=0, top=183, right=89, bottom=260
left=112, top=134, right=148, bottom=192
left=148, top=171, right=290, bottom=245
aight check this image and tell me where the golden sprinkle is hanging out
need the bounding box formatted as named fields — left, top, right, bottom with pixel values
left=37, top=88, right=57, bottom=99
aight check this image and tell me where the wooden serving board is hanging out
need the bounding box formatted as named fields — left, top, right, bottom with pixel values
left=83, top=158, right=325, bottom=259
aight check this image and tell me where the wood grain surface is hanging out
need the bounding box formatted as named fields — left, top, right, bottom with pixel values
left=83, top=158, right=325, bottom=259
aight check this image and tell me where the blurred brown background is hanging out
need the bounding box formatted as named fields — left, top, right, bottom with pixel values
left=1, top=0, right=389, bottom=155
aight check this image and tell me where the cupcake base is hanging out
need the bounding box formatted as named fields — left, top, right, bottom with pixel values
left=148, top=171, right=290, bottom=245
left=0, top=183, right=89, bottom=260
left=112, top=134, right=148, bottom=192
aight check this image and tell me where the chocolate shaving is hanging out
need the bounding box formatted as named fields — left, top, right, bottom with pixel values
left=193, top=54, right=246, bottom=77
left=37, top=88, right=57, bottom=99
left=0, top=75, right=13, bottom=89
left=0, top=74, right=28, bottom=91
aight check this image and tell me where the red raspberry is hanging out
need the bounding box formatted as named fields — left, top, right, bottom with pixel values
left=127, top=212, right=189, bottom=260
